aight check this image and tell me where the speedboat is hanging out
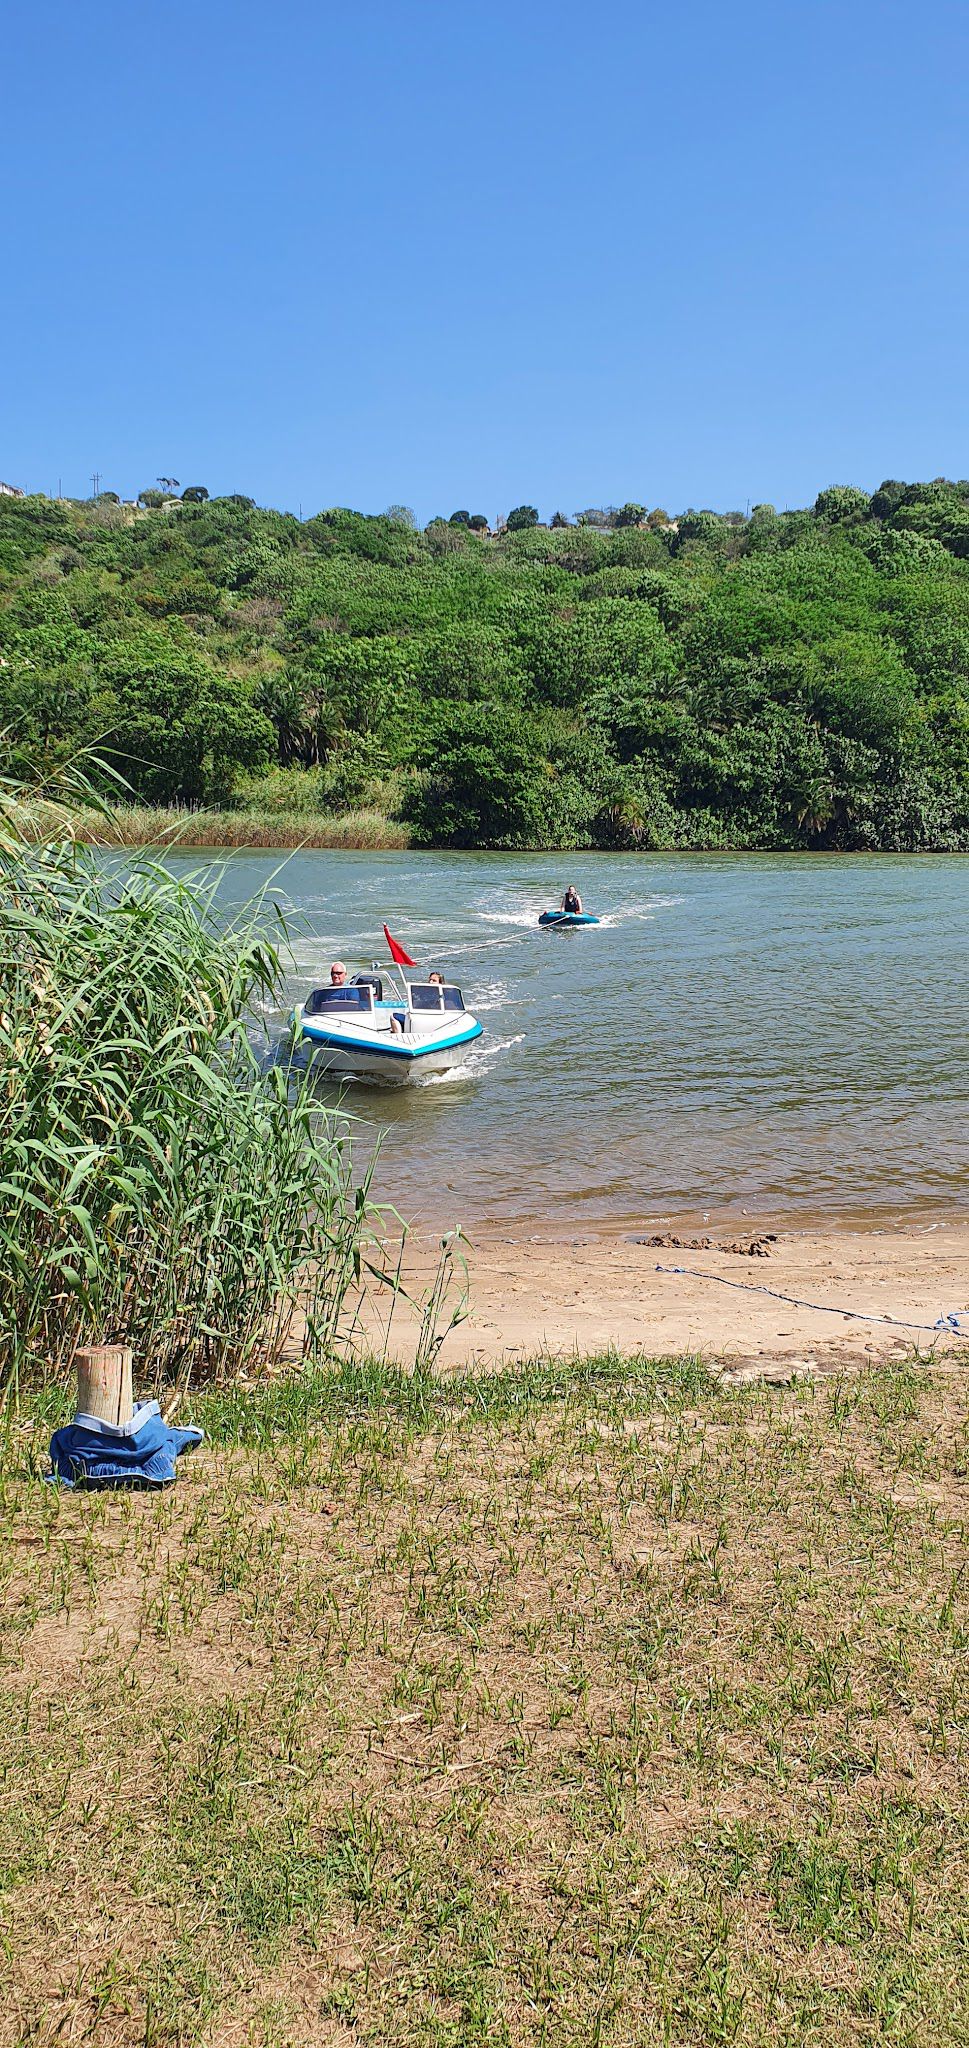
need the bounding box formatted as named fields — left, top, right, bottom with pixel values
left=538, top=909, right=599, bottom=928
left=289, top=970, right=483, bottom=1082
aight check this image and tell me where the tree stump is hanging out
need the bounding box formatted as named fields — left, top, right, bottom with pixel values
left=74, top=1345, right=134, bottom=1427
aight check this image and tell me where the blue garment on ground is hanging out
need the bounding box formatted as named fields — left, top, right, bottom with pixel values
left=48, top=1400, right=203, bottom=1490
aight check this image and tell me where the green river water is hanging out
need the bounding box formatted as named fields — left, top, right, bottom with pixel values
left=165, top=849, right=969, bottom=1236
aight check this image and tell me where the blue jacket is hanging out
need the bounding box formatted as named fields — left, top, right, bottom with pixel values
left=48, top=1400, right=203, bottom=1489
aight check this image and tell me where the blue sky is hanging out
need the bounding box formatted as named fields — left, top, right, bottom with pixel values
left=4, top=0, right=968, bottom=522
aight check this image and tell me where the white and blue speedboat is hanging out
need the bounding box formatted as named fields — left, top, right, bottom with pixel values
left=290, top=971, right=482, bottom=1082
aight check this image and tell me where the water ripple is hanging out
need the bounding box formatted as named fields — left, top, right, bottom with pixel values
left=165, top=848, right=969, bottom=1230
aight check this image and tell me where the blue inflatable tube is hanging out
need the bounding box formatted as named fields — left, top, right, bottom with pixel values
left=538, top=910, right=600, bottom=927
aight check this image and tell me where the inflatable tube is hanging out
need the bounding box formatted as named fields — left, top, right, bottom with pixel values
left=538, top=910, right=600, bottom=927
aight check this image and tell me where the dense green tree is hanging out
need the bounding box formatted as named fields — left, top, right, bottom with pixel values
left=181, top=485, right=209, bottom=503
left=410, top=622, right=527, bottom=705
left=673, top=510, right=726, bottom=552
left=406, top=701, right=549, bottom=844
left=814, top=485, right=871, bottom=522
left=3, top=475, right=969, bottom=849
left=747, top=503, right=780, bottom=552
left=506, top=505, right=539, bottom=531
left=93, top=634, right=274, bottom=800
left=518, top=598, right=674, bottom=708
left=870, top=478, right=908, bottom=520
left=890, top=481, right=969, bottom=557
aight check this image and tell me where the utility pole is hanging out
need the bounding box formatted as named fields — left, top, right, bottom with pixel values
left=91, top=471, right=101, bottom=498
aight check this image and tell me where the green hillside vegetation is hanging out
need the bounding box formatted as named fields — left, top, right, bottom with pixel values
left=3, top=480, right=969, bottom=848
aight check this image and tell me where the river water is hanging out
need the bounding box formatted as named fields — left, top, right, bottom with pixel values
left=164, top=849, right=969, bottom=1235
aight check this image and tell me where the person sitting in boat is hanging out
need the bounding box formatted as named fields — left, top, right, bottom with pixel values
left=561, top=887, right=583, bottom=914
left=329, top=960, right=348, bottom=985
left=427, top=970, right=444, bottom=986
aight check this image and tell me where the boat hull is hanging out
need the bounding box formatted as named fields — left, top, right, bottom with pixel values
left=293, top=1014, right=482, bottom=1082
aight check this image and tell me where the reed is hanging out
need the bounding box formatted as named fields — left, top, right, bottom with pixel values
left=63, top=804, right=412, bottom=851
left=0, top=785, right=376, bottom=1396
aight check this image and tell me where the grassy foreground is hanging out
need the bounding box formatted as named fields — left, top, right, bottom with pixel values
left=1, top=1351, right=967, bottom=2047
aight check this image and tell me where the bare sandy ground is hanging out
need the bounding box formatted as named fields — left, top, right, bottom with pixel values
left=357, top=1218, right=969, bottom=1376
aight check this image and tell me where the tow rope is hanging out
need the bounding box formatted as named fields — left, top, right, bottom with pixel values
left=654, top=1265, right=968, bottom=1339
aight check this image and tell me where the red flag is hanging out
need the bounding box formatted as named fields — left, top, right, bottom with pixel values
left=383, top=922, right=418, bottom=967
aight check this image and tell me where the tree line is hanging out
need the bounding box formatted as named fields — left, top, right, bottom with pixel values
left=2, top=478, right=969, bottom=848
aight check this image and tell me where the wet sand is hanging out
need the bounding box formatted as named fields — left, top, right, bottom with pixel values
left=359, top=1218, right=969, bottom=1375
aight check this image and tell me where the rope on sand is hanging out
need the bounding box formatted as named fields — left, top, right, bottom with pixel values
left=653, top=1266, right=968, bottom=1339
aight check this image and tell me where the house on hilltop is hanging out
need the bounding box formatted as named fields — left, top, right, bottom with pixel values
left=0, top=480, right=25, bottom=498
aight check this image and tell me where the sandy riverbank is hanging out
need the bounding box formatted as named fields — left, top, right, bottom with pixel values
left=358, top=1217, right=969, bottom=1375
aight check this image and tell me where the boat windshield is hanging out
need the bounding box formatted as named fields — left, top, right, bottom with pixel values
left=305, top=986, right=375, bottom=1015
left=409, top=984, right=444, bottom=1012
left=409, top=983, right=466, bottom=1013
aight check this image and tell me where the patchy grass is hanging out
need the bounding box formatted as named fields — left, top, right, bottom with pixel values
left=64, top=804, right=412, bottom=850
left=1, top=1350, right=967, bottom=2046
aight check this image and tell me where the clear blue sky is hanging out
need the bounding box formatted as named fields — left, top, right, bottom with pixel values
left=4, top=0, right=968, bottom=522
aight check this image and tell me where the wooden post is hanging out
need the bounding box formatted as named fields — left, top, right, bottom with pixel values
left=74, top=1345, right=134, bottom=1427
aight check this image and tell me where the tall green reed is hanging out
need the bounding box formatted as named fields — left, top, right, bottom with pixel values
left=1, top=785, right=370, bottom=1396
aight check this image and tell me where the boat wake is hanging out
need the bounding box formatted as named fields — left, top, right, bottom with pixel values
left=466, top=978, right=513, bottom=1012
left=477, top=908, right=544, bottom=928
left=414, top=1031, right=526, bottom=1086
left=591, top=896, right=686, bottom=928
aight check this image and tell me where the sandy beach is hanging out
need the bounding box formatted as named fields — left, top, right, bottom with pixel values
left=360, top=1217, right=969, bottom=1375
